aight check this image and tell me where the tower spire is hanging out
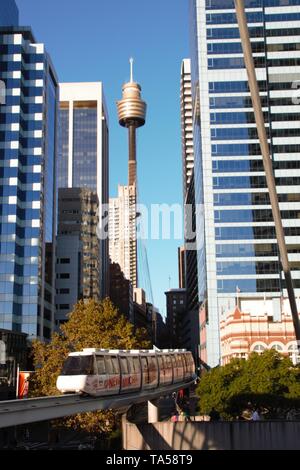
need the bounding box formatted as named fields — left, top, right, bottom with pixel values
left=129, top=57, right=134, bottom=83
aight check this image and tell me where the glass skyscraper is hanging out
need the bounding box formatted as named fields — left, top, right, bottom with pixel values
left=190, top=0, right=300, bottom=366
left=58, top=83, right=109, bottom=298
left=0, top=26, right=59, bottom=339
left=0, top=0, right=19, bottom=27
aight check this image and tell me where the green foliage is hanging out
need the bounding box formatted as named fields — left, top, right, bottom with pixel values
left=29, top=298, right=151, bottom=434
left=196, top=350, right=300, bottom=420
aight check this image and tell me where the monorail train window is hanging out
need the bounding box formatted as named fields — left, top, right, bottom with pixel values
left=120, top=357, right=128, bottom=374
left=61, top=355, right=93, bottom=375
left=104, top=356, right=114, bottom=375
left=164, top=355, right=172, bottom=370
left=132, top=356, right=140, bottom=373
left=127, top=356, right=134, bottom=374
left=157, top=355, right=164, bottom=371
left=148, top=356, right=158, bottom=372
left=178, top=354, right=184, bottom=371
left=141, top=356, right=149, bottom=383
left=141, top=356, right=148, bottom=372
left=183, top=354, right=189, bottom=373
left=96, top=356, right=105, bottom=375
left=111, top=356, right=120, bottom=374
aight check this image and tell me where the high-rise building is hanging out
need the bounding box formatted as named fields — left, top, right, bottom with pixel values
left=109, top=262, right=133, bottom=322
left=0, top=0, right=19, bottom=27
left=0, top=26, right=59, bottom=339
left=55, top=188, right=100, bottom=325
left=181, top=58, right=194, bottom=197
left=178, top=246, right=186, bottom=289
left=180, top=59, right=200, bottom=364
left=190, top=0, right=300, bottom=366
left=58, top=82, right=109, bottom=297
left=165, top=288, right=187, bottom=349
left=109, top=185, right=137, bottom=287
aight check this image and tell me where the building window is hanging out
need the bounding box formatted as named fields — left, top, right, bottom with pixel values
left=60, top=258, right=70, bottom=264
left=270, top=343, right=283, bottom=352
left=288, top=343, right=300, bottom=365
left=252, top=344, right=266, bottom=354
left=59, top=273, right=70, bottom=279
left=60, top=288, right=70, bottom=294
left=59, top=304, right=70, bottom=310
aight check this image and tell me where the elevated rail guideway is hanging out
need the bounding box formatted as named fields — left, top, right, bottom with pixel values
left=0, top=380, right=194, bottom=429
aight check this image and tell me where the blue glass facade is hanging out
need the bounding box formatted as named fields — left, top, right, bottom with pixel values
left=72, top=105, right=97, bottom=191
left=0, top=0, right=19, bottom=27
left=0, top=27, right=59, bottom=339
left=57, top=84, right=110, bottom=299
left=57, top=106, right=69, bottom=189
left=190, top=0, right=300, bottom=366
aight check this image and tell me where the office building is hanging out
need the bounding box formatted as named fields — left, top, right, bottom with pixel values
left=190, top=0, right=300, bottom=366
left=165, top=288, right=187, bottom=349
left=109, top=262, right=133, bottom=322
left=133, top=287, right=148, bottom=330
left=0, top=26, right=59, bottom=339
left=178, top=246, right=186, bottom=289
left=58, top=82, right=109, bottom=297
left=0, top=0, right=19, bottom=27
left=180, top=59, right=200, bottom=364
left=109, top=185, right=137, bottom=287
left=55, top=188, right=99, bottom=325
left=181, top=58, right=194, bottom=196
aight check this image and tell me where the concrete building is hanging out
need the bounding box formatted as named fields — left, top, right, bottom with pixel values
left=133, top=287, right=148, bottom=331
left=109, top=185, right=137, bottom=288
left=146, top=303, right=169, bottom=349
left=57, top=82, right=109, bottom=298
left=178, top=246, right=186, bottom=289
left=180, top=59, right=200, bottom=365
left=109, top=262, right=133, bottom=322
left=181, top=58, right=194, bottom=197
left=220, top=298, right=300, bottom=365
left=190, top=0, right=300, bottom=366
left=55, top=188, right=100, bottom=325
left=165, top=289, right=187, bottom=349
left=0, top=26, right=59, bottom=339
left=0, top=0, right=19, bottom=27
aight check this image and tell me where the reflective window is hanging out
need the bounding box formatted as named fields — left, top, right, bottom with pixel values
left=57, top=106, right=69, bottom=189
left=72, top=103, right=97, bottom=191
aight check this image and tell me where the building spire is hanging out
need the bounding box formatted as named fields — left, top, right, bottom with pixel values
left=129, top=57, right=134, bottom=83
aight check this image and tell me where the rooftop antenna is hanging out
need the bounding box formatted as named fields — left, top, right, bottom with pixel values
left=130, top=57, right=134, bottom=83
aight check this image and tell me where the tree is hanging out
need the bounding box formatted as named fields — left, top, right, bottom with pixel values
left=196, top=350, right=300, bottom=420
left=29, top=298, right=151, bottom=434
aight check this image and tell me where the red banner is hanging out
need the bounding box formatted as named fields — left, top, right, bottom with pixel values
left=18, top=372, right=31, bottom=399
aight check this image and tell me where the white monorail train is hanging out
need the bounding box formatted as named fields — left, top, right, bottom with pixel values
left=56, top=348, right=196, bottom=396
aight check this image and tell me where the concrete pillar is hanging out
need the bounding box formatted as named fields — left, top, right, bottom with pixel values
left=148, top=400, right=159, bottom=423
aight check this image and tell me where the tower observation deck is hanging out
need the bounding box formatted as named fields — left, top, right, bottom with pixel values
left=117, top=58, right=147, bottom=186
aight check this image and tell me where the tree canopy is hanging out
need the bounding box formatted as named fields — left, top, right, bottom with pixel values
left=196, top=350, right=300, bottom=420
left=29, top=298, right=151, bottom=434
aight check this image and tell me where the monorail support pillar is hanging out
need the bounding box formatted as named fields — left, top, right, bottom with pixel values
left=148, top=400, right=159, bottom=424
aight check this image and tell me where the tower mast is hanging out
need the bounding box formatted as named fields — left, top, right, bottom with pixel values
left=117, top=60, right=147, bottom=287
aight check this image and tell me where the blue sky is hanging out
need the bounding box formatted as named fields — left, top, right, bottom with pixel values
left=20, top=0, right=190, bottom=317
